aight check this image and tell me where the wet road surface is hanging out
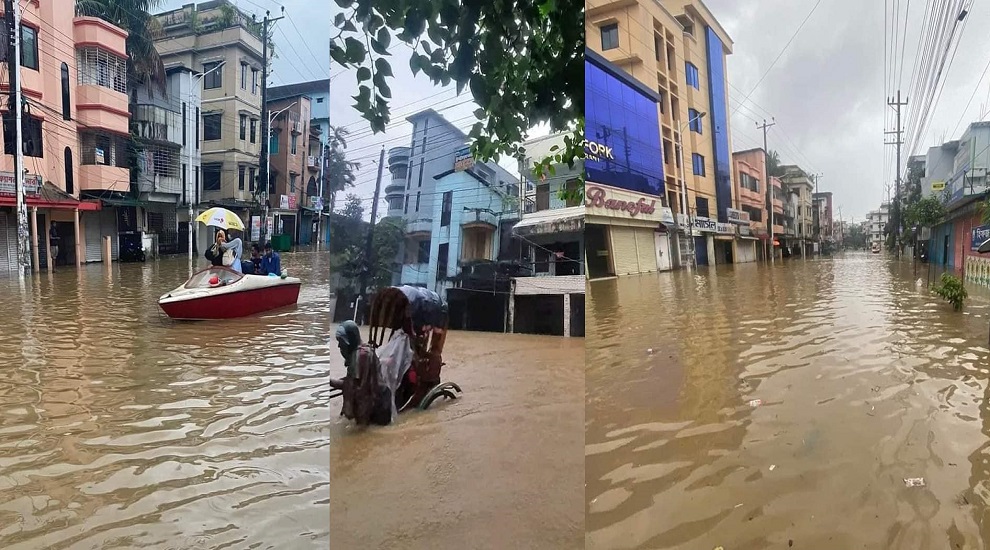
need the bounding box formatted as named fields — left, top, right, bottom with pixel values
left=587, top=253, right=990, bottom=549
left=329, top=329, right=584, bottom=549
left=0, top=252, right=330, bottom=549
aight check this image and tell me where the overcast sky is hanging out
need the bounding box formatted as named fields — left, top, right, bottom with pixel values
left=707, top=0, right=990, bottom=223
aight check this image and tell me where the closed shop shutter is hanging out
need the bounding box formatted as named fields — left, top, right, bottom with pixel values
left=635, top=228, right=656, bottom=272
left=0, top=212, right=12, bottom=273
left=83, top=211, right=101, bottom=262
left=610, top=225, right=640, bottom=276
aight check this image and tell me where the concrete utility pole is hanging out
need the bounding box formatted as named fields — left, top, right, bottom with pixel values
left=758, top=118, right=776, bottom=264
left=358, top=146, right=386, bottom=308
left=886, top=90, right=908, bottom=258
left=677, top=113, right=705, bottom=269
left=257, top=7, right=285, bottom=244
left=316, top=49, right=331, bottom=249
left=5, top=0, right=28, bottom=276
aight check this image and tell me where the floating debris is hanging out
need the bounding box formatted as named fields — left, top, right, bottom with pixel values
left=748, top=399, right=763, bottom=407
left=647, top=348, right=654, bottom=354
left=769, top=464, right=776, bottom=471
left=904, top=477, right=925, bottom=487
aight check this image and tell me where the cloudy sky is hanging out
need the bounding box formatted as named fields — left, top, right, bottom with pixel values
left=706, top=0, right=989, bottom=222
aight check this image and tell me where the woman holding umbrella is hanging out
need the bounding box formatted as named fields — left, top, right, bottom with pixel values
left=197, top=207, right=246, bottom=273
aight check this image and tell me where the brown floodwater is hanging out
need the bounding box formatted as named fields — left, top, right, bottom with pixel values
left=587, top=253, right=990, bottom=549
left=0, top=252, right=330, bottom=549
left=329, top=329, right=585, bottom=549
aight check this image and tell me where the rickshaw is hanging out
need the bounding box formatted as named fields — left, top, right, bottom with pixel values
left=329, top=286, right=462, bottom=425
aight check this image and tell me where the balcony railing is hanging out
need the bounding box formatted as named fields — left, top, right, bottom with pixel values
left=131, top=104, right=180, bottom=144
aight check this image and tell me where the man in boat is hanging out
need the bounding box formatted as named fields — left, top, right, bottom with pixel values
left=260, top=242, right=281, bottom=276
left=330, top=321, right=392, bottom=425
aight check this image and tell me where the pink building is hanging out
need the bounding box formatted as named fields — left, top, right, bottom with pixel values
left=0, top=4, right=129, bottom=272
left=732, top=148, right=772, bottom=260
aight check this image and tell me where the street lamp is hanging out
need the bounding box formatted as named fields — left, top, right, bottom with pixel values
left=676, top=111, right=705, bottom=269
left=261, top=101, right=296, bottom=243
left=186, top=60, right=225, bottom=262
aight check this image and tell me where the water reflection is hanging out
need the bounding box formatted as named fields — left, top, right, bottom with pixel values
left=587, top=253, right=990, bottom=549
left=0, top=252, right=330, bottom=549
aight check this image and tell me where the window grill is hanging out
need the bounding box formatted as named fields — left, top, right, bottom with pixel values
left=77, top=48, right=127, bottom=93
left=80, top=132, right=129, bottom=168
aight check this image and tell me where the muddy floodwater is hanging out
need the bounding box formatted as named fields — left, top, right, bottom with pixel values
left=329, top=329, right=584, bottom=549
left=0, top=253, right=330, bottom=549
left=587, top=253, right=990, bottom=549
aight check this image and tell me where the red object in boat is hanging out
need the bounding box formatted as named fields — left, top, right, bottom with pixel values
left=158, top=266, right=302, bottom=320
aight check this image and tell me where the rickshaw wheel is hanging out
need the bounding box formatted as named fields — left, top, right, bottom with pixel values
left=419, top=382, right=462, bottom=410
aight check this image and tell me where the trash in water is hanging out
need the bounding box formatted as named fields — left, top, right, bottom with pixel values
left=748, top=399, right=763, bottom=407
left=769, top=464, right=776, bottom=471
left=647, top=348, right=654, bottom=354
left=904, top=477, right=925, bottom=487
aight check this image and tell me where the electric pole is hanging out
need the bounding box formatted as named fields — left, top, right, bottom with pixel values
left=5, top=0, right=28, bottom=276
left=257, top=7, right=285, bottom=244
left=758, top=118, right=776, bottom=264
left=358, top=147, right=385, bottom=306
left=885, top=90, right=908, bottom=258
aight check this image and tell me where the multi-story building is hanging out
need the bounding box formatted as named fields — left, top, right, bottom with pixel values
left=266, top=95, right=311, bottom=245
left=813, top=191, right=833, bottom=246
left=511, top=133, right=585, bottom=336
left=770, top=176, right=785, bottom=258
left=130, top=67, right=202, bottom=257
left=153, top=0, right=266, bottom=228
left=867, top=204, right=889, bottom=249
left=0, top=6, right=131, bottom=273
left=269, top=78, right=331, bottom=244
left=781, top=165, right=814, bottom=256
left=732, top=148, right=770, bottom=262
left=585, top=0, right=735, bottom=269
left=385, top=108, right=516, bottom=283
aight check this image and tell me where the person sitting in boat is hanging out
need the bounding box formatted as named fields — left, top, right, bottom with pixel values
left=205, top=232, right=226, bottom=267
left=330, top=320, right=391, bottom=426
left=242, top=243, right=262, bottom=274
left=217, top=230, right=244, bottom=274
left=260, top=242, right=281, bottom=276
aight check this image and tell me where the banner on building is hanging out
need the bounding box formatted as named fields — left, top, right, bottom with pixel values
left=454, top=147, right=475, bottom=171
left=971, top=224, right=990, bottom=251
left=309, top=196, right=323, bottom=210
left=0, top=172, right=42, bottom=195
left=251, top=216, right=261, bottom=241
left=279, top=195, right=289, bottom=209
left=727, top=208, right=751, bottom=225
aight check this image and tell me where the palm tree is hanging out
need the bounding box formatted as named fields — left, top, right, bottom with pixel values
left=766, top=149, right=785, bottom=178
left=326, top=126, right=360, bottom=215
left=75, top=0, right=166, bottom=93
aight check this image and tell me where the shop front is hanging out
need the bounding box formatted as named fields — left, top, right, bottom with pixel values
left=585, top=48, right=669, bottom=278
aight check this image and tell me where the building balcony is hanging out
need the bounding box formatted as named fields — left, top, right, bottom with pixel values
left=306, top=155, right=321, bottom=172
left=76, top=84, right=128, bottom=133
left=73, top=17, right=128, bottom=57
left=388, top=146, right=411, bottom=166
left=79, top=164, right=128, bottom=192
left=384, top=183, right=405, bottom=198
left=406, top=218, right=432, bottom=237
left=131, top=104, right=180, bottom=145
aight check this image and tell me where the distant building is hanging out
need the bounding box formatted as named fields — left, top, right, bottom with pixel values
left=867, top=204, right=890, bottom=248
left=266, top=95, right=311, bottom=245
left=732, top=148, right=770, bottom=262
left=780, top=165, right=815, bottom=256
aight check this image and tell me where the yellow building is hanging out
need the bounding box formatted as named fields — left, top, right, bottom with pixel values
left=586, top=0, right=738, bottom=267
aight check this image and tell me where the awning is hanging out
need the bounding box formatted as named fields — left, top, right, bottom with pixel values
left=101, top=197, right=149, bottom=208
left=1, top=183, right=101, bottom=211
left=512, top=205, right=584, bottom=237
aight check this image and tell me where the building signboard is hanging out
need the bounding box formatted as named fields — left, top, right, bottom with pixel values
left=931, top=180, right=946, bottom=191
left=454, top=147, right=475, bottom=172
left=727, top=208, right=750, bottom=225
left=251, top=216, right=261, bottom=241
left=585, top=55, right=665, bottom=197
left=585, top=184, right=661, bottom=219
left=716, top=222, right=734, bottom=234
left=280, top=194, right=289, bottom=209
left=0, top=172, right=41, bottom=195
left=972, top=224, right=990, bottom=251
left=660, top=206, right=675, bottom=225
left=693, top=216, right=718, bottom=233
left=309, top=196, right=324, bottom=210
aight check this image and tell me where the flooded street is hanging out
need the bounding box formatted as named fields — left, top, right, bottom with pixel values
left=0, top=253, right=330, bottom=549
left=587, top=253, right=990, bottom=549
left=329, top=330, right=584, bottom=549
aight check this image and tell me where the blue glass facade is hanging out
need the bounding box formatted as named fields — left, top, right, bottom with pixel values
left=585, top=55, right=665, bottom=197
left=705, top=27, right=732, bottom=223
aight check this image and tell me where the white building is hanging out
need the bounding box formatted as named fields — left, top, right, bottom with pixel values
left=867, top=203, right=890, bottom=247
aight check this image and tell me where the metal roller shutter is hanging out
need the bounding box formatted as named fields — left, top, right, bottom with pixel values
left=83, top=210, right=120, bottom=262
left=609, top=225, right=640, bottom=276
left=635, top=228, right=656, bottom=272
left=0, top=212, right=13, bottom=273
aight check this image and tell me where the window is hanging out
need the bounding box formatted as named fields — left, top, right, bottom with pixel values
left=251, top=69, right=258, bottom=94
left=415, top=191, right=421, bottom=211
left=436, top=243, right=449, bottom=281
left=64, top=147, right=73, bottom=195
left=240, top=63, right=247, bottom=90
left=316, top=97, right=324, bottom=103
left=195, top=107, right=200, bottom=150
left=203, top=113, right=222, bottom=141
left=440, top=191, right=453, bottom=226
left=658, top=90, right=665, bottom=114
left=417, top=158, right=424, bottom=188
left=203, top=164, right=222, bottom=191
left=60, top=63, right=70, bottom=120
left=685, top=62, right=700, bottom=89
left=239, top=114, right=247, bottom=140
left=692, top=153, right=705, bottom=176
left=270, top=134, right=279, bottom=154
left=404, top=195, right=409, bottom=214
left=291, top=135, right=297, bottom=155
left=600, top=23, right=619, bottom=50
left=565, top=179, right=581, bottom=207
left=695, top=197, right=710, bottom=218
left=250, top=119, right=257, bottom=143
left=203, top=62, right=222, bottom=89
left=654, top=33, right=662, bottom=63
left=688, top=108, right=703, bottom=133
left=417, top=239, right=431, bottom=264
left=249, top=167, right=256, bottom=192
left=290, top=174, right=297, bottom=193
left=195, top=167, right=200, bottom=203
left=77, top=48, right=126, bottom=93
left=182, top=163, right=187, bottom=204
left=238, top=165, right=246, bottom=190
left=4, top=115, right=43, bottom=157
left=78, top=132, right=128, bottom=166
left=20, top=24, right=37, bottom=70
left=181, top=102, right=187, bottom=146
left=740, top=172, right=759, bottom=192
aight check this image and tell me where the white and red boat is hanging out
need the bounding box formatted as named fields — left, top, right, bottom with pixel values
left=158, top=266, right=302, bottom=320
